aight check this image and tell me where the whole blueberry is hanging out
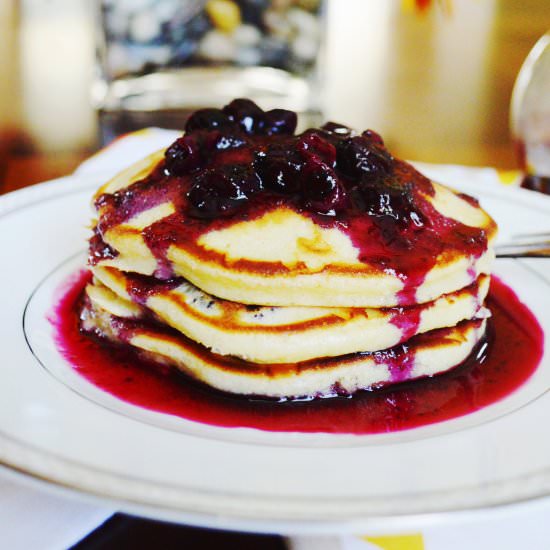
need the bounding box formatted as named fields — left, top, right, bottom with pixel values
left=186, top=165, right=261, bottom=218
left=185, top=109, right=235, bottom=133
left=187, top=177, right=243, bottom=218
left=360, top=181, right=424, bottom=227
left=362, top=129, right=385, bottom=146
left=321, top=122, right=353, bottom=139
left=164, top=136, right=201, bottom=175
left=302, top=167, right=347, bottom=216
left=255, top=149, right=302, bottom=194
left=336, top=136, right=393, bottom=180
left=220, top=164, right=263, bottom=196
left=222, top=98, right=265, bottom=134
left=263, top=109, right=297, bottom=135
left=296, top=131, right=337, bottom=168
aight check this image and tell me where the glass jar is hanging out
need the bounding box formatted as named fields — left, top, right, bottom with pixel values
left=511, top=30, right=550, bottom=194
left=93, top=0, right=325, bottom=142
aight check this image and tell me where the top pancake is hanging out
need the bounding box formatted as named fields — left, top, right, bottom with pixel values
left=90, top=126, right=496, bottom=308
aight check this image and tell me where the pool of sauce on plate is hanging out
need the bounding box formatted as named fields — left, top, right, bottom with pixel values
left=51, top=271, right=544, bottom=434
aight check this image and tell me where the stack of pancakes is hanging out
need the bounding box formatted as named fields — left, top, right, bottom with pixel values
left=81, top=127, right=496, bottom=400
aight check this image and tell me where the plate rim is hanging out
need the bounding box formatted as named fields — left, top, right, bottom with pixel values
left=2, top=174, right=550, bottom=533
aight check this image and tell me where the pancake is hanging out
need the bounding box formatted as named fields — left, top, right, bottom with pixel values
left=80, top=294, right=488, bottom=400
left=89, top=265, right=490, bottom=363
left=90, top=141, right=496, bottom=308
left=81, top=101, right=497, bottom=399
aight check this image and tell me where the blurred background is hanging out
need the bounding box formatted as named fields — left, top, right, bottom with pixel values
left=0, top=0, right=548, bottom=188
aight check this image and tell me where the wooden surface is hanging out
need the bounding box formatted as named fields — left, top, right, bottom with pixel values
left=0, top=1, right=548, bottom=548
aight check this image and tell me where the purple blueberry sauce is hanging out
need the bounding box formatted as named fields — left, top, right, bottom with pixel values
left=52, top=273, right=544, bottom=433
left=90, top=99, right=494, bottom=304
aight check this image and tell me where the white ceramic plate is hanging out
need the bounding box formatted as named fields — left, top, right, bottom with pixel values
left=1, top=174, right=550, bottom=535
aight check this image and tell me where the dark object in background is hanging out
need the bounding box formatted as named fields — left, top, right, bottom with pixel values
left=510, top=32, right=550, bottom=196
left=521, top=174, right=550, bottom=195
left=71, top=513, right=287, bottom=550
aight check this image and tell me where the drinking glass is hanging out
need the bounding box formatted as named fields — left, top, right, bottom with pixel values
left=94, top=0, right=325, bottom=142
left=510, top=30, right=550, bottom=194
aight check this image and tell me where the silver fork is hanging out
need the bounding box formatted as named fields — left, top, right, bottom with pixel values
left=496, top=231, right=550, bottom=257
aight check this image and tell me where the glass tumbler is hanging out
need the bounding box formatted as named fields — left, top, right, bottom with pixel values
left=511, top=30, right=550, bottom=194
left=93, top=0, right=325, bottom=142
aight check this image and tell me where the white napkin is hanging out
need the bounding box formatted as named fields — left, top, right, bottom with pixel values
left=0, top=129, right=529, bottom=550
left=290, top=498, right=550, bottom=550
left=0, top=473, right=111, bottom=550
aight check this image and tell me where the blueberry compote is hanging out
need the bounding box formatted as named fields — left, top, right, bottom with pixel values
left=92, top=99, right=494, bottom=304
left=53, top=272, right=543, bottom=434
